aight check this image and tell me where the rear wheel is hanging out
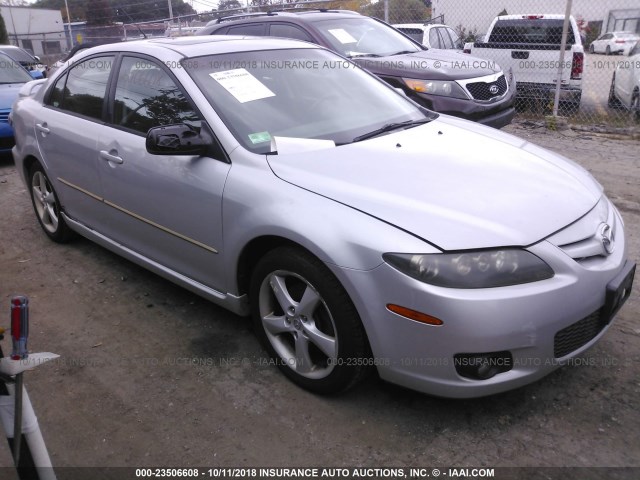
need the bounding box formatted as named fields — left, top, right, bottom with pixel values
left=589, top=44, right=594, bottom=54
left=29, top=163, right=74, bottom=242
left=606, top=45, right=611, bottom=55
left=630, top=91, right=640, bottom=123
left=608, top=74, right=622, bottom=108
left=250, top=246, right=370, bottom=394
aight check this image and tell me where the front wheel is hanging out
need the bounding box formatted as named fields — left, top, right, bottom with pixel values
left=29, top=163, right=74, bottom=242
left=250, top=247, right=370, bottom=394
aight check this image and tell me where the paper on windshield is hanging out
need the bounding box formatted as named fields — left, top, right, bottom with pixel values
left=210, top=68, right=275, bottom=103
left=271, top=136, right=336, bottom=155
left=327, top=28, right=357, bottom=44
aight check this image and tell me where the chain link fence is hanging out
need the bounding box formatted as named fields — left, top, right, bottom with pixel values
left=14, top=0, right=639, bottom=131
left=375, top=0, right=640, bottom=130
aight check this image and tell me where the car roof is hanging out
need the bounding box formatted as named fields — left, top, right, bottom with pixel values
left=71, top=35, right=318, bottom=60
left=208, top=9, right=362, bottom=27
left=496, top=14, right=571, bottom=20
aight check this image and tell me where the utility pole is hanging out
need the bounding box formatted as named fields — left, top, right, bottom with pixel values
left=64, top=0, right=73, bottom=49
left=168, top=0, right=174, bottom=24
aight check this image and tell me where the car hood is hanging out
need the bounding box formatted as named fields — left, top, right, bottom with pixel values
left=0, top=83, right=24, bottom=108
left=353, top=49, right=501, bottom=81
left=266, top=116, right=602, bottom=251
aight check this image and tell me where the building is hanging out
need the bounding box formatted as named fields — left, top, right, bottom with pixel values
left=0, top=6, right=66, bottom=56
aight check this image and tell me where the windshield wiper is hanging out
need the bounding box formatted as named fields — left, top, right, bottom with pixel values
left=390, top=50, right=418, bottom=56
left=352, top=119, right=432, bottom=143
left=347, top=53, right=382, bottom=59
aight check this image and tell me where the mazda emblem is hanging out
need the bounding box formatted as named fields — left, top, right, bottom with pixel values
left=599, top=223, right=615, bottom=255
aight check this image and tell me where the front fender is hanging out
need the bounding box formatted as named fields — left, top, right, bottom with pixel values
left=221, top=159, right=437, bottom=294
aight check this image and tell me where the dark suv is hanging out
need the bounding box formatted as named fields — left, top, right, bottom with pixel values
left=202, top=10, right=516, bottom=128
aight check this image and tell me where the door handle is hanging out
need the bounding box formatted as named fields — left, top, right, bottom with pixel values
left=35, top=123, right=50, bottom=134
left=99, top=150, right=124, bottom=165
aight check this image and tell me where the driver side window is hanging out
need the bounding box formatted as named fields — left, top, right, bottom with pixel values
left=113, top=56, right=200, bottom=135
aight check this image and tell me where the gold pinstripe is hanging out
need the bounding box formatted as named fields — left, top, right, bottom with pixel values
left=57, top=177, right=218, bottom=254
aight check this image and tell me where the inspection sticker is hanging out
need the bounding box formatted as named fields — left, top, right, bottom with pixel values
left=327, top=28, right=357, bottom=44
left=248, top=131, right=271, bottom=144
left=210, top=68, right=275, bottom=103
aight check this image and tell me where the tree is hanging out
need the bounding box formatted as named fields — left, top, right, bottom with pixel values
left=86, top=0, right=112, bottom=25
left=32, top=0, right=197, bottom=23
left=360, top=0, right=430, bottom=25
left=0, top=14, right=8, bottom=44
left=218, top=0, right=243, bottom=12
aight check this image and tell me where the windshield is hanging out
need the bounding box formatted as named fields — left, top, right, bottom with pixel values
left=0, top=47, right=36, bottom=64
left=185, top=48, right=431, bottom=154
left=0, top=57, right=34, bottom=83
left=311, top=17, right=422, bottom=58
left=489, top=19, right=576, bottom=45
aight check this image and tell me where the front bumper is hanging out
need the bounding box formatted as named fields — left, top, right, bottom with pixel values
left=411, top=85, right=516, bottom=129
left=330, top=219, right=632, bottom=398
left=0, top=122, right=15, bottom=153
left=516, top=82, right=582, bottom=104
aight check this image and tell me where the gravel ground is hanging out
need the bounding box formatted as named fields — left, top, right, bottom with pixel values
left=0, top=121, right=638, bottom=479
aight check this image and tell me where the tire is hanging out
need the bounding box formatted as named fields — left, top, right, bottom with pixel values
left=250, top=246, right=370, bottom=394
left=606, top=46, right=611, bottom=55
left=630, top=91, right=640, bottom=124
left=28, top=163, right=74, bottom=243
left=608, top=75, right=622, bottom=108
left=589, top=44, right=594, bottom=54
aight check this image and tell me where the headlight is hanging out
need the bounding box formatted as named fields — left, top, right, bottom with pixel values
left=383, top=249, right=554, bottom=289
left=402, top=78, right=469, bottom=99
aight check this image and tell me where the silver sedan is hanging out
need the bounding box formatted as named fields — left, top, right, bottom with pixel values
left=11, top=36, right=635, bottom=398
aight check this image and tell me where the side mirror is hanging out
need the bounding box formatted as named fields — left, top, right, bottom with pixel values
left=34, top=55, right=42, bottom=62
left=146, top=123, right=210, bottom=156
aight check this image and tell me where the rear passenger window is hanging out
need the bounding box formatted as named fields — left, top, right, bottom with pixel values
left=227, top=24, right=265, bottom=36
left=439, top=28, right=454, bottom=49
left=429, top=29, right=441, bottom=48
left=269, top=24, right=313, bottom=42
left=47, top=55, right=114, bottom=121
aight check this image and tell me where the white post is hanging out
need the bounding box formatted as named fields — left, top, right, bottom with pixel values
left=64, top=0, right=73, bottom=48
left=552, top=0, right=573, bottom=117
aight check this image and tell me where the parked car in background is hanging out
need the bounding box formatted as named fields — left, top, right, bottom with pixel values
left=49, top=42, right=101, bottom=75
left=0, top=45, right=48, bottom=78
left=608, top=40, right=640, bottom=121
left=590, top=31, right=640, bottom=56
left=202, top=10, right=516, bottom=128
left=11, top=37, right=635, bottom=398
left=467, top=14, right=584, bottom=115
left=0, top=52, right=41, bottom=155
left=463, top=34, right=486, bottom=53
left=393, top=23, right=463, bottom=50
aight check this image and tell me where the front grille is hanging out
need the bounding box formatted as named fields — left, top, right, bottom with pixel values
left=0, top=109, right=10, bottom=123
left=466, top=75, right=507, bottom=101
left=554, top=309, right=607, bottom=358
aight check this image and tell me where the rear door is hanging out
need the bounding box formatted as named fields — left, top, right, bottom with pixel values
left=35, top=55, right=115, bottom=229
